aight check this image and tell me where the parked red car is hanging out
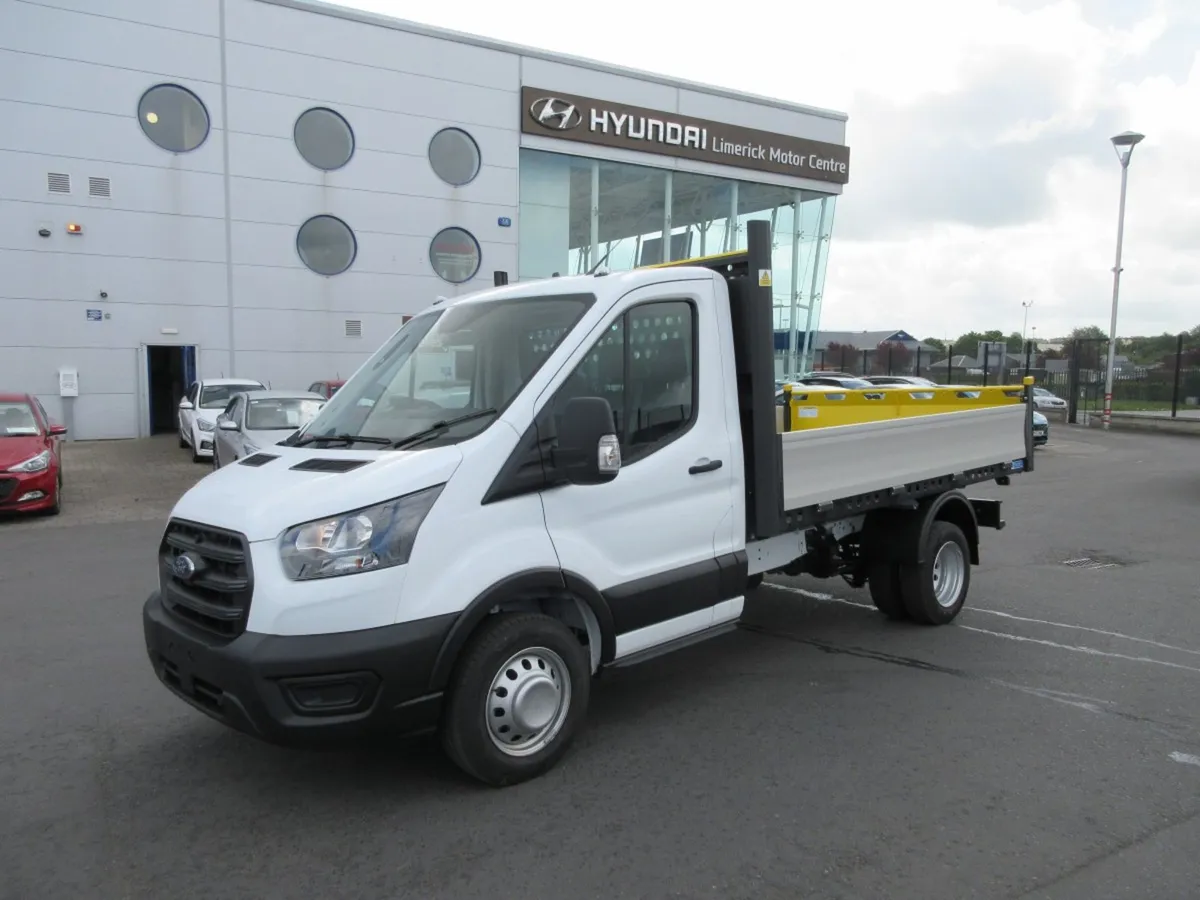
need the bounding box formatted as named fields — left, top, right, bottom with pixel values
left=307, top=379, right=346, bottom=400
left=0, top=393, right=67, bottom=516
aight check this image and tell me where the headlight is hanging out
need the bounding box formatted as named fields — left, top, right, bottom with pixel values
left=197, top=419, right=215, bottom=432
left=278, top=485, right=444, bottom=581
left=8, top=450, right=51, bottom=474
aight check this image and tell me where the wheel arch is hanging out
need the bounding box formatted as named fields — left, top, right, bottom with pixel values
left=428, top=568, right=616, bottom=691
left=861, top=490, right=980, bottom=567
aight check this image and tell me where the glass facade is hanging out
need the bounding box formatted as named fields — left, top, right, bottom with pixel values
left=517, top=149, right=837, bottom=376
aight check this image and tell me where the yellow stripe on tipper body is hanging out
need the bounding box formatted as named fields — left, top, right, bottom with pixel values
left=776, top=384, right=1030, bottom=432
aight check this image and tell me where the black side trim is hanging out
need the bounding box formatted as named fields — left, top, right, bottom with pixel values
left=481, top=416, right=551, bottom=504
left=607, top=621, right=738, bottom=669
left=427, top=569, right=618, bottom=690
left=290, top=458, right=371, bottom=473
left=239, top=453, right=279, bottom=467
left=604, top=552, right=746, bottom=635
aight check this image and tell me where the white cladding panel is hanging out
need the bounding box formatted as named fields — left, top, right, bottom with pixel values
left=1, top=0, right=846, bottom=439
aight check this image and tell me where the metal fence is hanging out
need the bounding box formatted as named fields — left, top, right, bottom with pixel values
left=805, top=334, right=1200, bottom=419
left=1038, top=334, right=1200, bottom=423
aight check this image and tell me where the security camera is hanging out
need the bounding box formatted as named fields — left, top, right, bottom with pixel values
left=99, top=291, right=109, bottom=299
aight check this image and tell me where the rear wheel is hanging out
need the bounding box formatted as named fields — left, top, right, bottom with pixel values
left=441, top=612, right=590, bottom=787
left=867, top=562, right=908, bottom=620
left=900, top=521, right=970, bottom=625
left=747, top=573, right=764, bottom=591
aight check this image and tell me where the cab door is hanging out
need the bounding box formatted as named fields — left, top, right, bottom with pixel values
left=536, top=280, right=741, bottom=660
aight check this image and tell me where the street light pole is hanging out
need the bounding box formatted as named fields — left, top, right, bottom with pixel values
left=1102, top=130, right=1145, bottom=430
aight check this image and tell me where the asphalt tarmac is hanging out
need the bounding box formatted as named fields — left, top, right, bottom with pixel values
left=2, top=428, right=1198, bottom=900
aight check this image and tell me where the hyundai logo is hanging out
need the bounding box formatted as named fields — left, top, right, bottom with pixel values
left=172, top=554, right=197, bottom=581
left=529, top=97, right=583, bottom=131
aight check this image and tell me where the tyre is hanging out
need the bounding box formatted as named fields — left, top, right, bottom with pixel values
left=899, top=521, right=971, bottom=625
left=867, top=562, right=908, bottom=620
left=212, top=445, right=220, bottom=470
left=179, top=424, right=189, bottom=449
left=441, top=612, right=590, bottom=787
left=747, top=573, right=764, bottom=591
left=46, top=471, right=62, bottom=517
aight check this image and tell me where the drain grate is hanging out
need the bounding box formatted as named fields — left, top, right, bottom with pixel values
left=1061, top=556, right=1124, bottom=570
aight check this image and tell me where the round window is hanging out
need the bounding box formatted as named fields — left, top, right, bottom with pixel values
left=137, top=84, right=210, bottom=153
left=429, top=227, right=481, bottom=284
left=294, top=107, right=355, bottom=171
left=428, top=128, right=481, bottom=186
left=297, top=215, right=357, bottom=276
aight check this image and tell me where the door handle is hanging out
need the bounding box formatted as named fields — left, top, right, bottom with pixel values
left=688, top=458, right=723, bottom=475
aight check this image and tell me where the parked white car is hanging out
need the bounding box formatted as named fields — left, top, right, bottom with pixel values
left=179, top=378, right=266, bottom=462
left=212, top=390, right=326, bottom=469
left=1031, top=386, right=1067, bottom=410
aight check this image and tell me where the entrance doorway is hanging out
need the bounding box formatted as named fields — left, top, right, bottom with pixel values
left=147, top=345, right=195, bottom=434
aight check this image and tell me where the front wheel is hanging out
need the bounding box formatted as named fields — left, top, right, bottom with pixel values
left=441, top=612, right=590, bottom=787
left=899, top=521, right=971, bottom=625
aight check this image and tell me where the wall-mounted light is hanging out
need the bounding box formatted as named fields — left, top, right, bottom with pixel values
left=37, top=228, right=51, bottom=238
left=66, top=223, right=83, bottom=235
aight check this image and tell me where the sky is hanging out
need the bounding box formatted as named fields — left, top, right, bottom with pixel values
left=342, top=0, right=1197, bottom=341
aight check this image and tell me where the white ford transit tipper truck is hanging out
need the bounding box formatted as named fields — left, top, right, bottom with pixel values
left=143, top=220, right=1035, bottom=786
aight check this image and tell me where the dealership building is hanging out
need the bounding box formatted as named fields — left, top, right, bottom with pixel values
left=1, top=0, right=851, bottom=440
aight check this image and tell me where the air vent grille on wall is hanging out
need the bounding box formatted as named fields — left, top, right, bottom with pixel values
left=345, top=319, right=362, bottom=338
left=47, top=173, right=71, bottom=194
left=88, top=177, right=112, bottom=198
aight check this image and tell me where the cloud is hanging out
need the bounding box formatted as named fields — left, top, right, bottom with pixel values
left=352, top=0, right=1197, bottom=339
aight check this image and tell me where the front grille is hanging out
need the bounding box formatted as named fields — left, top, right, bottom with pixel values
left=159, top=519, right=253, bottom=639
left=0, top=478, right=15, bottom=502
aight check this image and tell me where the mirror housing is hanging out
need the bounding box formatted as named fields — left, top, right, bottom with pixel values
left=217, top=418, right=239, bottom=431
left=179, top=399, right=194, bottom=410
left=554, top=397, right=621, bottom=486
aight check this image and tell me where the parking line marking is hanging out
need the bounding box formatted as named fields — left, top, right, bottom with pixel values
left=763, top=583, right=1200, bottom=658
left=1169, top=752, right=1200, bottom=767
left=958, top=625, right=1200, bottom=676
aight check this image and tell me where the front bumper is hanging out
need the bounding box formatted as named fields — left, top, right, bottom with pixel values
left=1033, top=428, right=1049, bottom=445
left=143, top=591, right=457, bottom=745
left=0, top=469, right=57, bottom=513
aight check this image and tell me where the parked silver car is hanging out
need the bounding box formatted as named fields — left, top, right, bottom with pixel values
left=212, top=390, right=326, bottom=469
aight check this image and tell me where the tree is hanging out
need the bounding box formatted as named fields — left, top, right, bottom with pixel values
left=822, top=342, right=859, bottom=372
left=1068, top=325, right=1107, bottom=342
left=923, top=337, right=946, bottom=352
left=872, top=341, right=912, bottom=375
left=1006, top=332, right=1026, bottom=353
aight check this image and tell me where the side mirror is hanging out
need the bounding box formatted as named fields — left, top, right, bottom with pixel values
left=553, top=397, right=621, bottom=486
left=218, top=418, right=240, bottom=431
left=179, top=399, right=194, bottom=410
left=48, top=424, right=68, bottom=436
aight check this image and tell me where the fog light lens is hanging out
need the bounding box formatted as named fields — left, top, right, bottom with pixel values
left=17, top=491, right=45, bottom=502
left=281, top=672, right=378, bottom=715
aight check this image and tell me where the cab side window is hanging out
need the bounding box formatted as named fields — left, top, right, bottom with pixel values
left=547, top=299, right=695, bottom=463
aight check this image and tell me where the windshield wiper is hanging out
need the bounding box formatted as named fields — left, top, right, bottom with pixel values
left=288, top=432, right=393, bottom=448
left=390, top=409, right=498, bottom=450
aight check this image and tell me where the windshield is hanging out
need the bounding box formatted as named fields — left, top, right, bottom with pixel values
left=201, top=383, right=263, bottom=409
left=0, top=401, right=39, bottom=436
left=246, top=398, right=324, bottom=431
left=299, top=293, right=593, bottom=448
